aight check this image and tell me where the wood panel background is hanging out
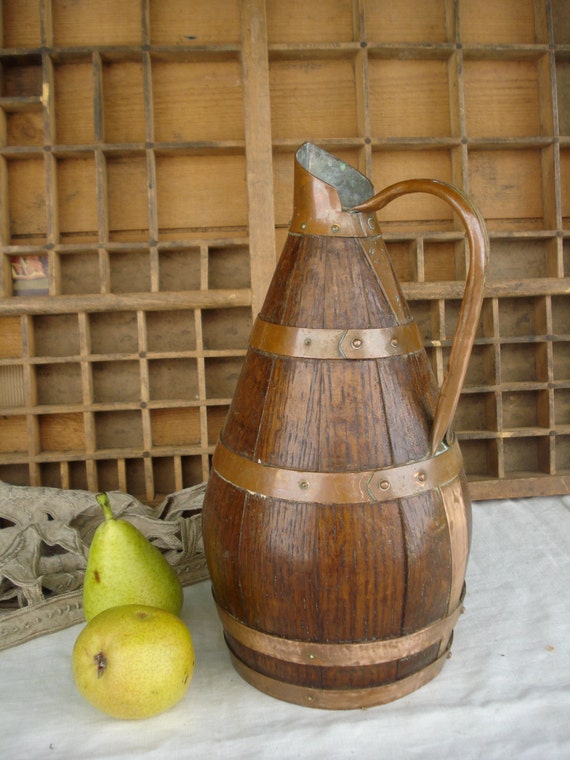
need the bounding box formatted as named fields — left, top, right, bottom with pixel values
left=0, top=0, right=569, bottom=504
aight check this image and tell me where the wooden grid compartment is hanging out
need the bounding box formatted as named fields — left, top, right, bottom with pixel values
left=0, top=300, right=251, bottom=500
left=1, top=0, right=569, bottom=502
left=0, top=0, right=255, bottom=503
left=264, top=0, right=569, bottom=498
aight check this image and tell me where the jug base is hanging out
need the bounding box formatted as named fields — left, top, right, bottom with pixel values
left=228, top=647, right=451, bottom=710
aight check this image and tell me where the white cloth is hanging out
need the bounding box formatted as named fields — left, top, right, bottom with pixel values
left=2, top=496, right=569, bottom=759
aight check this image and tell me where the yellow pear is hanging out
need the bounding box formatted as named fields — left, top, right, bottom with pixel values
left=72, top=604, right=195, bottom=720
left=82, top=492, right=183, bottom=621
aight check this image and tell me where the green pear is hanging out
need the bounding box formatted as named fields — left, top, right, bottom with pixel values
left=82, top=492, right=183, bottom=621
left=72, top=604, right=195, bottom=720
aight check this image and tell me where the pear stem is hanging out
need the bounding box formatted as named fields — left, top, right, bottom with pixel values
left=96, top=492, right=115, bottom=522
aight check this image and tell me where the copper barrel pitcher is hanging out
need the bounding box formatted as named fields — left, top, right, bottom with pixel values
left=202, top=142, right=489, bottom=709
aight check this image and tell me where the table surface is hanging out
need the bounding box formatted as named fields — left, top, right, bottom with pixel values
left=2, top=495, right=569, bottom=760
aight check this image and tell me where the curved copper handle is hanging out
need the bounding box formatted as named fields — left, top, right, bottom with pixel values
left=353, top=179, right=489, bottom=455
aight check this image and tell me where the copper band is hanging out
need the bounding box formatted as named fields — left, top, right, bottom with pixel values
left=289, top=211, right=381, bottom=237
left=249, top=318, right=423, bottom=360
left=212, top=439, right=463, bottom=504
left=228, top=646, right=451, bottom=710
left=217, top=601, right=462, bottom=667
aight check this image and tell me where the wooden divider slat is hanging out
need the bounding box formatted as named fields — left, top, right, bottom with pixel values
left=240, top=0, right=276, bottom=315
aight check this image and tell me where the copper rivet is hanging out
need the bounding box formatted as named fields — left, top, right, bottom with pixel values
left=351, top=337, right=363, bottom=349
left=299, top=480, right=310, bottom=490
left=308, top=653, right=315, bottom=660
left=379, top=479, right=390, bottom=490
left=390, top=337, right=399, bottom=348
left=300, top=222, right=307, bottom=230
left=416, top=471, right=426, bottom=484
left=331, top=224, right=340, bottom=232
left=367, top=217, right=376, bottom=230
left=304, top=338, right=312, bottom=346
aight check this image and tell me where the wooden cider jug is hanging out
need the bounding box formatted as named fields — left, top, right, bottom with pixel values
left=202, top=142, right=489, bottom=709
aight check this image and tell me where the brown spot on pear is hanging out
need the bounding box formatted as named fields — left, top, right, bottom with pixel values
left=94, top=651, right=107, bottom=678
